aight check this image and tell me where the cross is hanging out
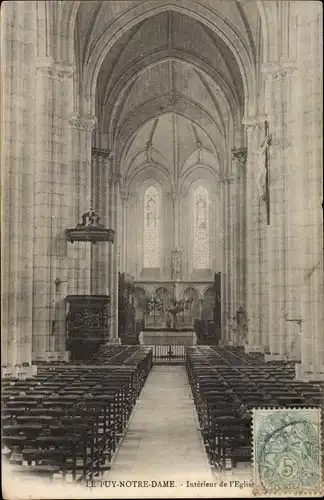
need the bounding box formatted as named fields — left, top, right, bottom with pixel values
left=258, top=121, right=271, bottom=224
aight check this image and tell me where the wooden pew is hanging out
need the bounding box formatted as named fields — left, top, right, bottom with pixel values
left=2, top=346, right=153, bottom=483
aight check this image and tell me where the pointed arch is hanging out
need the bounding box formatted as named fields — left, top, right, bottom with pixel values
left=83, top=1, right=256, bottom=117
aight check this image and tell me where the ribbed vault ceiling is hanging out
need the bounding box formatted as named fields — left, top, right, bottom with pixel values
left=122, top=113, right=219, bottom=182
left=74, top=1, right=261, bottom=176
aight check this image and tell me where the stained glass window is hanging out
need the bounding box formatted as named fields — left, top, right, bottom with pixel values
left=143, top=186, right=161, bottom=268
left=194, top=186, right=210, bottom=268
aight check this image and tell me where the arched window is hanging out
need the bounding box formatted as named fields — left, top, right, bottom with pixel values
left=194, top=186, right=210, bottom=268
left=143, top=185, right=161, bottom=268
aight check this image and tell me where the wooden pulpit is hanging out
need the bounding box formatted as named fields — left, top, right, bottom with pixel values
left=66, top=295, right=110, bottom=361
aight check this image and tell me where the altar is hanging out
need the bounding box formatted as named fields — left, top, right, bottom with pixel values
left=139, top=327, right=197, bottom=346
left=139, top=279, right=198, bottom=346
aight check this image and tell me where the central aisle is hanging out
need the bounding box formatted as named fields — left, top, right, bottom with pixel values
left=105, top=365, right=214, bottom=483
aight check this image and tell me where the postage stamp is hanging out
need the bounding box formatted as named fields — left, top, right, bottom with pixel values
left=253, top=408, right=322, bottom=497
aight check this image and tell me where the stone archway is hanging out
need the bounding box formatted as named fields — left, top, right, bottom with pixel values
left=79, top=0, right=256, bottom=118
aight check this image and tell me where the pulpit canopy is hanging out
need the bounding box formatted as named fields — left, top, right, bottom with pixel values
left=66, top=208, right=115, bottom=244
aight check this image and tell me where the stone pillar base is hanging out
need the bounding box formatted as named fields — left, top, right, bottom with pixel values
left=1, top=364, right=38, bottom=379
left=33, top=351, right=70, bottom=363
left=265, top=353, right=287, bottom=362
left=56, top=351, right=70, bottom=362
left=295, top=363, right=324, bottom=382
left=219, top=340, right=239, bottom=347
left=286, top=354, right=301, bottom=362
left=244, top=345, right=265, bottom=354
left=108, top=337, right=121, bottom=345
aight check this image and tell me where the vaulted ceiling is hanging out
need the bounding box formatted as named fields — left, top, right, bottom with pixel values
left=122, top=113, right=221, bottom=187
left=74, top=1, right=261, bottom=178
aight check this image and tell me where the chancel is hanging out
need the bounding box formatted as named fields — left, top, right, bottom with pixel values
left=1, top=0, right=323, bottom=493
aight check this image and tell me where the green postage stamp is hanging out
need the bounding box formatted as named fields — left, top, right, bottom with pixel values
left=253, top=408, right=322, bottom=497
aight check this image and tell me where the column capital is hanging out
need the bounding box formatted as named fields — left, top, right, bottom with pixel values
left=221, top=174, right=236, bottom=185
left=36, top=57, right=75, bottom=80
left=261, top=60, right=297, bottom=80
left=92, top=148, right=113, bottom=163
left=112, top=172, right=121, bottom=185
left=120, top=187, right=129, bottom=202
left=211, top=190, right=221, bottom=199
left=242, top=116, right=268, bottom=132
left=167, top=190, right=182, bottom=203
left=69, top=114, right=97, bottom=131
left=128, top=191, right=137, bottom=200
left=107, top=172, right=114, bottom=187
left=232, top=147, right=247, bottom=168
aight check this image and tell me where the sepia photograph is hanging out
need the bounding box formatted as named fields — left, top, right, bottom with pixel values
left=1, top=0, right=323, bottom=498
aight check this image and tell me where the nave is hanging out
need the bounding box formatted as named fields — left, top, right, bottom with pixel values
left=2, top=2, right=323, bottom=497
left=104, top=365, right=213, bottom=482
left=3, top=344, right=323, bottom=496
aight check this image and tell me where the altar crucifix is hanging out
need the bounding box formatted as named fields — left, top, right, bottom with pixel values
left=257, top=120, right=271, bottom=225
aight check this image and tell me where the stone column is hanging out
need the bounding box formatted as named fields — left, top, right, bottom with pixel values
left=231, top=149, right=247, bottom=344
left=232, top=149, right=247, bottom=309
left=91, top=152, right=100, bottom=295
left=171, top=191, right=182, bottom=282
left=229, top=173, right=237, bottom=328
left=262, top=62, right=293, bottom=362
left=295, top=3, right=324, bottom=381
left=91, top=149, right=113, bottom=294
left=127, top=192, right=137, bottom=278
left=107, top=171, right=114, bottom=291
left=1, top=1, right=37, bottom=377
left=173, top=191, right=180, bottom=248
left=220, top=177, right=229, bottom=343
left=209, top=190, right=216, bottom=272
left=32, top=58, right=74, bottom=363
left=68, top=114, right=97, bottom=297
left=242, top=118, right=267, bottom=353
left=120, top=185, right=129, bottom=272
left=179, top=193, right=187, bottom=277
left=277, top=62, right=301, bottom=361
left=167, top=191, right=176, bottom=278
left=223, top=176, right=236, bottom=343
left=108, top=172, right=121, bottom=344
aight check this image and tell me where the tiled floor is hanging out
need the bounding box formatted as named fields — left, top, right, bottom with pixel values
left=104, top=365, right=214, bottom=483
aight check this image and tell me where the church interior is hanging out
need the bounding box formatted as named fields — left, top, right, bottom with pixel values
left=1, top=0, right=323, bottom=491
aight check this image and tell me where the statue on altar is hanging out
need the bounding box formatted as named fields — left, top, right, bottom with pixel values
left=171, top=248, right=182, bottom=281
left=166, top=298, right=192, bottom=328
left=146, top=298, right=154, bottom=315
left=146, top=297, right=163, bottom=316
